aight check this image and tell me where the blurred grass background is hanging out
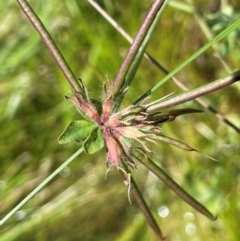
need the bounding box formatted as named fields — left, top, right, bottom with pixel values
left=0, top=0, right=239, bottom=240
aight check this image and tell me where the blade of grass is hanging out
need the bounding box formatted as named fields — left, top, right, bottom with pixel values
left=0, top=147, right=84, bottom=226
left=134, top=18, right=240, bottom=105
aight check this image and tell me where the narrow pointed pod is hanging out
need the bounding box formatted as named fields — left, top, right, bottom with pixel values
left=150, top=108, right=203, bottom=124
left=136, top=156, right=216, bottom=221
left=112, top=0, right=166, bottom=99
left=112, top=0, right=168, bottom=113
left=146, top=70, right=240, bottom=112
left=16, top=0, right=83, bottom=94
left=119, top=165, right=165, bottom=240
left=166, top=108, right=203, bottom=119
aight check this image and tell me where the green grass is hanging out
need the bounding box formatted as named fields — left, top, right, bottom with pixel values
left=0, top=1, right=239, bottom=240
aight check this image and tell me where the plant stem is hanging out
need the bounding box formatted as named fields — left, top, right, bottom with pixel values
left=112, top=0, right=165, bottom=99
left=16, top=0, right=82, bottom=93
left=146, top=70, right=240, bottom=112
left=0, top=148, right=84, bottom=226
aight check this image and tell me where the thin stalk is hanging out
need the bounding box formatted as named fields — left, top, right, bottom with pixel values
left=145, top=57, right=240, bottom=133
left=0, top=148, right=84, bottom=225
left=88, top=0, right=240, bottom=135
left=112, top=0, right=165, bottom=99
left=16, top=0, right=82, bottom=93
left=146, top=70, right=240, bottom=112
left=87, top=0, right=133, bottom=43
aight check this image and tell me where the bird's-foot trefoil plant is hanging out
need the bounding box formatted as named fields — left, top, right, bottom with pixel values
left=1, top=0, right=240, bottom=240
left=58, top=78, right=202, bottom=175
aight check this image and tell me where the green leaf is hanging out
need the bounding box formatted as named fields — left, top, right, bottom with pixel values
left=83, top=127, right=104, bottom=154
left=58, top=120, right=97, bottom=144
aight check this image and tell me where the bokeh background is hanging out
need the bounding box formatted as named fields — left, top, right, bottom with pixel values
left=0, top=0, right=239, bottom=240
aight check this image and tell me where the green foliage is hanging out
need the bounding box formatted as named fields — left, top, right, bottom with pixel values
left=58, top=120, right=97, bottom=144
left=83, top=127, right=104, bottom=154
left=205, top=3, right=240, bottom=56
left=58, top=119, right=104, bottom=154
